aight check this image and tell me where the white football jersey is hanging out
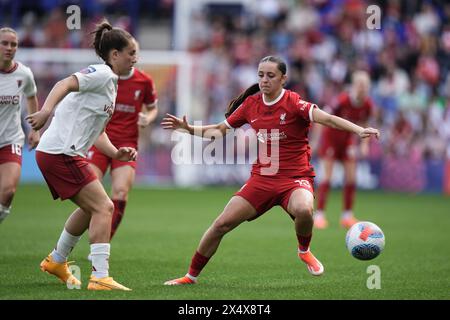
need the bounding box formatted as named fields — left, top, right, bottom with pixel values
left=0, top=62, right=37, bottom=148
left=37, top=64, right=118, bottom=157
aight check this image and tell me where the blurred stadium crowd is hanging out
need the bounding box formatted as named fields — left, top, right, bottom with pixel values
left=185, top=0, right=450, bottom=192
left=1, top=0, right=449, bottom=193
left=0, top=0, right=174, bottom=47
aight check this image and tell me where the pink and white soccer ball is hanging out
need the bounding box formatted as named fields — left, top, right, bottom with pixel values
left=345, top=221, right=385, bottom=260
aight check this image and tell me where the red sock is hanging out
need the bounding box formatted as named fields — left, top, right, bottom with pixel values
left=343, top=184, right=355, bottom=211
left=297, top=233, right=312, bottom=252
left=110, top=199, right=127, bottom=240
left=317, top=182, right=330, bottom=211
left=188, top=251, right=210, bottom=277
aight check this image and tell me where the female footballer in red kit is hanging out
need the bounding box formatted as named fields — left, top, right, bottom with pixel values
left=314, top=71, right=375, bottom=229
left=26, top=20, right=137, bottom=291
left=162, top=56, right=380, bottom=285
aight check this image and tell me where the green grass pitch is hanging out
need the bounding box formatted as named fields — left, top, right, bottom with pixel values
left=0, top=184, right=449, bottom=300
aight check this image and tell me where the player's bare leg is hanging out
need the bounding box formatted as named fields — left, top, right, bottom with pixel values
left=89, top=163, right=104, bottom=180
left=85, top=164, right=134, bottom=261
left=110, top=165, right=135, bottom=239
left=287, top=188, right=324, bottom=276
left=165, top=196, right=257, bottom=285
left=73, top=180, right=130, bottom=290
left=0, top=162, right=21, bottom=223
left=85, top=163, right=104, bottom=262
left=71, top=180, right=113, bottom=243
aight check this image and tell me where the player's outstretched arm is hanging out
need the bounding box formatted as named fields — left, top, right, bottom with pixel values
left=312, top=107, right=380, bottom=139
left=161, top=113, right=229, bottom=139
left=26, top=75, right=79, bottom=130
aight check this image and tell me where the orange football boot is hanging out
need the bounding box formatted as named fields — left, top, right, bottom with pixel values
left=298, top=250, right=324, bottom=276
left=164, top=275, right=197, bottom=285
left=40, top=254, right=81, bottom=286
left=87, top=275, right=131, bottom=291
left=340, top=216, right=358, bottom=229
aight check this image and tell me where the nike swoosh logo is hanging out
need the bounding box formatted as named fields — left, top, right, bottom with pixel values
left=251, top=119, right=258, bottom=123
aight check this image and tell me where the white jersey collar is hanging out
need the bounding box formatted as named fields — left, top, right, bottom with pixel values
left=263, top=89, right=285, bottom=106
left=119, top=68, right=135, bottom=80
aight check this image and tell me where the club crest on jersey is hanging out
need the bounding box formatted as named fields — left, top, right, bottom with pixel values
left=134, top=90, right=141, bottom=100
left=17, top=80, right=22, bottom=88
left=79, top=66, right=96, bottom=74
left=280, top=113, right=287, bottom=124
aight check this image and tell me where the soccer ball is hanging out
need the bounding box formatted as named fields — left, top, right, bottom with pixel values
left=345, top=221, right=385, bottom=260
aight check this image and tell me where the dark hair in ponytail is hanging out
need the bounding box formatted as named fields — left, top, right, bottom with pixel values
left=91, top=19, right=132, bottom=62
left=225, top=55, right=287, bottom=118
left=225, top=84, right=260, bottom=118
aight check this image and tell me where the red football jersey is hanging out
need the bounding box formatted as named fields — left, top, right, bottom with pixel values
left=322, top=92, right=373, bottom=145
left=106, top=68, right=157, bottom=147
left=225, top=89, right=316, bottom=177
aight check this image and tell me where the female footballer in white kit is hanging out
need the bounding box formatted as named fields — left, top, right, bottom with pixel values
left=26, top=20, right=137, bottom=291
left=0, top=27, right=40, bottom=224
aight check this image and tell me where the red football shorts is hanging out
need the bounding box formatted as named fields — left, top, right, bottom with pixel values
left=36, top=151, right=97, bottom=200
left=86, top=144, right=137, bottom=175
left=318, top=137, right=358, bottom=161
left=235, top=173, right=315, bottom=220
left=0, top=144, right=22, bottom=165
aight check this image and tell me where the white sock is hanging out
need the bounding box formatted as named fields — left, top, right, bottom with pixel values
left=186, top=273, right=197, bottom=282
left=0, top=204, right=11, bottom=223
left=298, top=247, right=310, bottom=254
left=341, top=210, right=353, bottom=219
left=51, top=228, right=81, bottom=263
left=90, top=243, right=110, bottom=279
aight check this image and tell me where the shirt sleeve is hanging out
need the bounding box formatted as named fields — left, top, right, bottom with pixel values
left=224, top=99, right=248, bottom=129
left=23, top=67, right=37, bottom=97
left=296, top=98, right=318, bottom=123
left=73, top=66, right=107, bottom=93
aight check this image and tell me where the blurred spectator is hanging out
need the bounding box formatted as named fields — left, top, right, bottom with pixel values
left=413, top=1, right=440, bottom=36
left=17, top=12, right=42, bottom=48
left=42, top=8, right=70, bottom=48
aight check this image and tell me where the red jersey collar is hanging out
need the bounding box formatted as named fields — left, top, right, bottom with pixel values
left=0, top=61, right=18, bottom=74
